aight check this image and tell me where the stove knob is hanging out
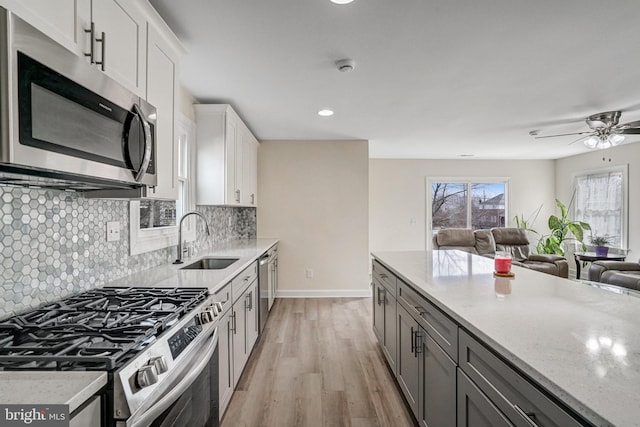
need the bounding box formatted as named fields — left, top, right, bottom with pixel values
left=137, top=365, right=158, bottom=388
left=195, top=312, right=206, bottom=325
left=205, top=306, right=217, bottom=319
left=214, top=302, right=223, bottom=312
left=149, top=356, right=168, bottom=374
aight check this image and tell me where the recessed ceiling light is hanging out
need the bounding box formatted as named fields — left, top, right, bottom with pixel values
left=460, top=154, right=474, bottom=157
left=318, top=109, right=334, bottom=117
left=330, top=0, right=354, bottom=4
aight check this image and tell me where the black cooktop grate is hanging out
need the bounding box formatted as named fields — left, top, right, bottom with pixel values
left=0, top=287, right=208, bottom=371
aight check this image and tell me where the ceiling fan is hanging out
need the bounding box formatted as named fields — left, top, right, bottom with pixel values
left=531, top=111, right=640, bottom=149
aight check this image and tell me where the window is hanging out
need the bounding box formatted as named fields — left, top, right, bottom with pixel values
left=428, top=179, right=508, bottom=239
left=129, top=114, right=196, bottom=255
left=573, top=166, right=628, bottom=249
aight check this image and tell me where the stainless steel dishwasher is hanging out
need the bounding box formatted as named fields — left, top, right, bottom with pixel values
left=259, top=252, right=270, bottom=333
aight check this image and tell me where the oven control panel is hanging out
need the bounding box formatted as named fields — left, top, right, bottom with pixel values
left=168, top=318, right=203, bottom=359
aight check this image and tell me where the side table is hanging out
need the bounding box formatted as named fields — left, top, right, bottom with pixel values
left=573, top=252, right=626, bottom=279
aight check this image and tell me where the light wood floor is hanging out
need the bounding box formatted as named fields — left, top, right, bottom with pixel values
left=221, top=297, right=416, bottom=427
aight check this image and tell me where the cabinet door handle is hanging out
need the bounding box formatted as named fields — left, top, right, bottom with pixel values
left=376, top=287, right=383, bottom=305
left=513, top=405, right=539, bottom=427
left=235, top=189, right=241, bottom=202
left=379, top=273, right=388, bottom=279
left=95, top=31, right=106, bottom=71
left=251, top=194, right=255, bottom=205
left=410, top=326, right=415, bottom=353
left=245, top=291, right=253, bottom=310
left=230, top=311, right=237, bottom=334
left=84, top=22, right=95, bottom=63
left=414, top=330, right=421, bottom=357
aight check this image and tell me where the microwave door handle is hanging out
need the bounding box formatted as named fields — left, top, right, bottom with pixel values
left=131, top=104, right=152, bottom=183
left=127, top=329, right=218, bottom=427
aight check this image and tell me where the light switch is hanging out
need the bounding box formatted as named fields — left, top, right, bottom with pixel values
left=107, top=221, right=120, bottom=242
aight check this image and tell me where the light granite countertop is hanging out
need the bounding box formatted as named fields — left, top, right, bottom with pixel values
left=0, top=372, right=107, bottom=412
left=107, top=238, right=279, bottom=292
left=372, top=250, right=640, bottom=427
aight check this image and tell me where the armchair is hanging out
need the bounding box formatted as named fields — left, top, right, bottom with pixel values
left=490, top=228, right=569, bottom=278
left=588, top=261, right=640, bottom=291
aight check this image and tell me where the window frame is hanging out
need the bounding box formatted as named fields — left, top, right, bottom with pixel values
left=129, top=113, right=196, bottom=255
left=426, top=177, right=510, bottom=250
left=571, top=164, right=628, bottom=251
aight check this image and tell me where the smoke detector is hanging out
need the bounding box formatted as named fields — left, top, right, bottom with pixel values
left=335, top=59, right=356, bottom=72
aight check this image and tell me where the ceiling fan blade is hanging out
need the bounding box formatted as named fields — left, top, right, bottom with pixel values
left=618, top=128, right=640, bottom=134
left=616, top=119, right=640, bottom=129
left=534, top=131, right=592, bottom=139
left=568, top=135, right=590, bottom=146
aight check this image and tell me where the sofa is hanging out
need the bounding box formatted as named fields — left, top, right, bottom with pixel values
left=432, top=228, right=569, bottom=278
left=588, top=261, right=640, bottom=291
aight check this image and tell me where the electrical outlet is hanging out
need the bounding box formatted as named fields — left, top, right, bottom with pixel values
left=306, top=268, right=314, bottom=279
left=107, top=221, right=120, bottom=242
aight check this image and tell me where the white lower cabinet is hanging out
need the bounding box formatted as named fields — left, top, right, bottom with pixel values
left=218, top=261, right=261, bottom=419
left=218, top=307, right=234, bottom=418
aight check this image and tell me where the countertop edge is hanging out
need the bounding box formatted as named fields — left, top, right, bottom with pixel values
left=0, top=372, right=108, bottom=413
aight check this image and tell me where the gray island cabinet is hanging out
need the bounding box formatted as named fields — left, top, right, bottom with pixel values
left=372, top=250, right=640, bottom=427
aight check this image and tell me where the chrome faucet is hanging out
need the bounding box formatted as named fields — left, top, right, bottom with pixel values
left=173, top=211, right=211, bottom=264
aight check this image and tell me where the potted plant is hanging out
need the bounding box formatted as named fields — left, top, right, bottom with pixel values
left=590, top=235, right=611, bottom=257
left=536, top=198, right=591, bottom=256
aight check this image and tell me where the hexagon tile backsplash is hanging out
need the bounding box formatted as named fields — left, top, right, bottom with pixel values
left=0, top=186, right=256, bottom=320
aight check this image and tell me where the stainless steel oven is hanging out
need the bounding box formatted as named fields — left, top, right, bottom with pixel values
left=125, top=327, right=219, bottom=427
left=0, top=6, right=157, bottom=192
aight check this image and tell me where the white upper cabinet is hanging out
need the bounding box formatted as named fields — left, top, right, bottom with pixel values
left=1, top=0, right=91, bottom=55
left=195, top=105, right=259, bottom=207
left=5, top=0, right=146, bottom=97
left=145, top=22, right=179, bottom=200
left=241, top=127, right=258, bottom=206
left=90, top=0, right=147, bottom=97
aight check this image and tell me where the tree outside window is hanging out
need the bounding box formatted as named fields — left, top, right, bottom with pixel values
left=431, top=181, right=507, bottom=231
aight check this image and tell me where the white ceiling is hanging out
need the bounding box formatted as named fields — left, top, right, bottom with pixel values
left=149, top=0, right=640, bottom=159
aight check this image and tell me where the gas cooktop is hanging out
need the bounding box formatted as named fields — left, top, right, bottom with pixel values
left=0, top=287, right=208, bottom=371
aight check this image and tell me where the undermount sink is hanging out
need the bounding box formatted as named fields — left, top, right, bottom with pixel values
left=180, top=257, right=239, bottom=270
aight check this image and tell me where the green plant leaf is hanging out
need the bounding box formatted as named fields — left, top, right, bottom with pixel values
left=580, top=222, right=591, bottom=231
left=568, top=223, right=584, bottom=242
left=548, top=215, right=561, bottom=230
left=556, top=199, right=568, bottom=218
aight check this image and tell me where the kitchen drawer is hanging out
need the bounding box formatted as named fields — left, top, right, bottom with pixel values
left=459, top=330, right=584, bottom=427
left=213, top=282, right=233, bottom=315
left=397, top=280, right=458, bottom=362
left=372, top=259, right=397, bottom=297
left=232, top=261, right=258, bottom=303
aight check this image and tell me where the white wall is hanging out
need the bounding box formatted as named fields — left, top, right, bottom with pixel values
left=369, top=159, right=556, bottom=252
left=257, top=140, right=370, bottom=296
left=555, top=143, right=640, bottom=258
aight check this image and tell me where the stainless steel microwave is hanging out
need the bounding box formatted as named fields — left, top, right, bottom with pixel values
left=0, top=6, right=157, bottom=193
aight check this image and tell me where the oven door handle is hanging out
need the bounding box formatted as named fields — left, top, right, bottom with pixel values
left=128, top=328, right=218, bottom=427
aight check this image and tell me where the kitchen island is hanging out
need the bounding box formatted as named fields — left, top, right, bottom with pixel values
left=372, top=250, right=640, bottom=427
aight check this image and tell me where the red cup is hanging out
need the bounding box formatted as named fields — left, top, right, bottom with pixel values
left=494, top=252, right=512, bottom=274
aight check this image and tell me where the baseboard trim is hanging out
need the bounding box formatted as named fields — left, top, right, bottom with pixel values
left=276, top=289, right=371, bottom=298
